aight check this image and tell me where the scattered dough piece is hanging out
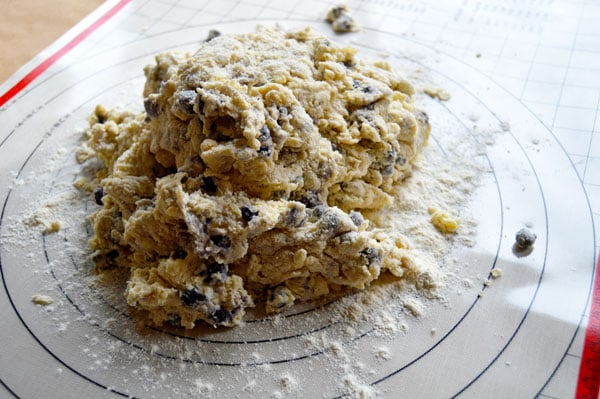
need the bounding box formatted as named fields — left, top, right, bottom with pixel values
left=104, top=318, right=117, bottom=328
left=31, top=294, right=54, bottom=305
left=23, top=204, right=62, bottom=234
left=77, top=27, right=431, bottom=329
left=326, top=5, right=359, bottom=33
left=515, top=228, right=536, bottom=249
left=490, top=267, right=502, bottom=279
left=403, top=298, right=424, bottom=317
left=193, top=379, right=213, bottom=395
left=46, top=221, right=61, bottom=233
left=375, top=346, right=391, bottom=360
left=428, top=207, right=459, bottom=234
left=279, top=373, right=298, bottom=393
left=204, top=29, right=221, bottom=42
left=423, top=86, right=451, bottom=101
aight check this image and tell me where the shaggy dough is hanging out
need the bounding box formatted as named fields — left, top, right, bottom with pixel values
left=77, top=27, right=430, bottom=328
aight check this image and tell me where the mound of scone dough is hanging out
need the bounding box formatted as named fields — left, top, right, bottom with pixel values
left=77, top=27, right=430, bottom=328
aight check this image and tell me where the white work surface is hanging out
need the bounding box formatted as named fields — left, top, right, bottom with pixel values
left=0, top=0, right=598, bottom=398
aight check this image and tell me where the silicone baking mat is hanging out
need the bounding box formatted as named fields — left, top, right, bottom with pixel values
left=0, top=0, right=598, bottom=398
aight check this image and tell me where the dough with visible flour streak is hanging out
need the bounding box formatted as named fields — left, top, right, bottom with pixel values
left=77, top=27, right=430, bottom=328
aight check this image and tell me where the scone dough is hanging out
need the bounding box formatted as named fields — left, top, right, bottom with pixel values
left=77, top=27, right=430, bottom=328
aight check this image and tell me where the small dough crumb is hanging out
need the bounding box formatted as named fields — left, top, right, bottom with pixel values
left=423, top=86, right=451, bottom=101
left=279, top=373, right=297, bottom=393
left=402, top=297, right=423, bottom=317
left=23, top=201, right=64, bottom=234
left=429, top=207, right=459, bottom=234
left=490, top=267, right=502, bottom=279
left=204, top=29, right=221, bottom=42
left=515, top=228, right=536, bottom=249
left=46, top=221, right=61, bottom=233
left=103, top=318, right=117, bottom=328
left=326, top=5, right=359, bottom=33
left=193, top=378, right=213, bottom=395
left=375, top=346, right=391, bottom=360
left=342, top=373, right=377, bottom=399
left=31, top=294, right=54, bottom=305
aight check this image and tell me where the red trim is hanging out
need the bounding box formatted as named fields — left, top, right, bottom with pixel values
left=0, top=0, right=132, bottom=108
left=577, top=254, right=600, bottom=398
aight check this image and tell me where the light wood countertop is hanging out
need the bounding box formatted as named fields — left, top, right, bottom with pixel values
left=0, top=0, right=104, bottom=84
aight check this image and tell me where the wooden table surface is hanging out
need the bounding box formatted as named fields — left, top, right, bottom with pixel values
left=0, top=0, right=104, bottom=84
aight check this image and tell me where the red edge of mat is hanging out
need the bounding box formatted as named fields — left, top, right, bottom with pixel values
left=0, top=0, right=132, bottom=108
left=577, top=253, right=600, bottom=398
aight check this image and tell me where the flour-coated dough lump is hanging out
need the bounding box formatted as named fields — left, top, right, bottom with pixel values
left=77, top=26, right=430, bottom=328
